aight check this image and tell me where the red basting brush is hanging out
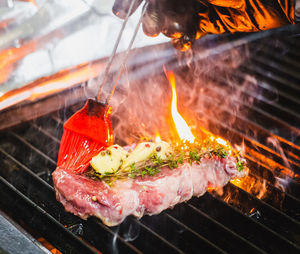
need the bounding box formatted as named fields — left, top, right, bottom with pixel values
left=57, top=99, right=113, bottom=173
left=56, top=0, right=148, bottom=173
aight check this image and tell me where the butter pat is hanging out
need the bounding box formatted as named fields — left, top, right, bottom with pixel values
left=90, top=145, right=128, bottom=174
left=91, top=141, right=173, bottom=174
left=121, top=142, right=156, bottom=169
left=154, top=141, right=173, bottom=160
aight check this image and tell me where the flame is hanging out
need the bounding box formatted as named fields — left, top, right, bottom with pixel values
left=197, top=126, right=270, bottom=201
left=216, top=137, right=227, bottom=146
left=165, top=70, right=195, bottom=143
left=207, top=187, right=216, bottom=192
left=230, top=167, right=269, bottom=200
left=155, top=133, right=161, bottom=143
left=201, top=127, right=232, bottom=155
left=215, top=137, right=232, bottom=155
left=163, top=69, right=280, bottom=205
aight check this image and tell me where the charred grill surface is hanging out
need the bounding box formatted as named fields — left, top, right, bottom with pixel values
left=1, top=25, right=300, bottom=253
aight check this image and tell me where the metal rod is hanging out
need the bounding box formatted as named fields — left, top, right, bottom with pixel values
left=105, top=1, right=149, bottom=105
left=96, top=0, right=140, bottom=102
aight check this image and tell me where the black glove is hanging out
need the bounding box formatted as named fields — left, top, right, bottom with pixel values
left=113, top=0, right=295, bottom=51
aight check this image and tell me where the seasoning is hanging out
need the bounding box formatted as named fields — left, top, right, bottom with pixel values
left=101, top=151, right=106, bottom=156
left=88, top=138, right=245, bottom=185
left=106, top=150, right=112, bottom=155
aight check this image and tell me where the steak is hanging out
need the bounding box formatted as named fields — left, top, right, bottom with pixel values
left=52, top=156, right=246, bottom=226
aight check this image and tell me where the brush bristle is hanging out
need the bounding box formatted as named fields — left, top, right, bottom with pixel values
left=57, top=130, right=106, bottom=173
left=57, top=99, right=113, bottom=173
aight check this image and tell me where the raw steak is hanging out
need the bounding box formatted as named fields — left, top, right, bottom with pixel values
left=53, top=156, right=245, bottom=226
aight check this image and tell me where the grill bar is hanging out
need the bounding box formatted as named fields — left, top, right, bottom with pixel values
left=205, top=76, right=300, bottom=138
left=245, top=156, right=300, bottom=197
left=142, top=213, right=227, bottom=254
left=196, top=107, right=300, bottom=176
left=223, top=183, right=300, bottom=243
left=213, top=71, right=300, bottom=121
left=189, top=193, right=300, bottom=254
left=242, top=64, right=300, bottom=102
left=197, top=112, right=300, bottom=190
left=125, top=218, right=185, bottom=254
left=2, top=118, right=299, bottom=253
left=253, top=48, right=300, bottom=73
left=0, top=147, right=141, bottom=254
left=0, top=176, right=97, bottom=254
left=165, top=202, right=265, bottom=254
left=237, top=68, right=300, bottom=112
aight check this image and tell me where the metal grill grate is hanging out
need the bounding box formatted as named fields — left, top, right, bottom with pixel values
left=1, top=25, right=300, bottom=254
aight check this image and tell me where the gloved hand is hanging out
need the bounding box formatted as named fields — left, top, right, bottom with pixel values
left=112, top=0, right=295, bottom=51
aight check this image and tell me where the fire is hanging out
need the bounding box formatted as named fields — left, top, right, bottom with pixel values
left=215, top=137, right=232, bottom=155
left=165, top=70, right=195, bottom=143
left=230, top=174, right=267, bottom=200
left=162, top=68, right=269, bottom=203
left=155, top=133, right=161, bottom=143
left=203, top=127, right=232, bottom=155
left=216, top=137, right=227, bottom=146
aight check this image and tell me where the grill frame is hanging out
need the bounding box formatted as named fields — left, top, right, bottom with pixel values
left=1, top=24, right=300, bottom=254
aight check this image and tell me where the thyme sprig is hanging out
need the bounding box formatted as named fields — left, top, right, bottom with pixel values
left=86, top=137, right=245, bottom=185
left=233, top=150, right=245, bottom=172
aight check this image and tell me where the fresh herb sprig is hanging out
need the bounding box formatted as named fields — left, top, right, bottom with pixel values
left=87, top=138, right=245, bottom=185
left=233, top=150, right=245, bottom=172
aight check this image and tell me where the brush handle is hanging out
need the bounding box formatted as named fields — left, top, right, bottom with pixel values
left=96, top=0, right=148, bottom=104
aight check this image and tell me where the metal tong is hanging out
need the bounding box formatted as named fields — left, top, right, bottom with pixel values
left=96, top=0, right=148, bottom=105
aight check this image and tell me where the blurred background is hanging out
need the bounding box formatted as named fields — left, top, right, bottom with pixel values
left=0, top=0, right=168, bottom=111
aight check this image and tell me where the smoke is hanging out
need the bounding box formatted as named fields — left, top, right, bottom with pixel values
left=109, top=60, right=173, bottom=145
left=111, top=218, right=140, bottom=254
left=111, top=226, right=119, bottom=254
left=108, top=38, right=255, bottom=147
left=106, top=34, right=297, bottom=197
left=85, top=32, right=296, bottom=218
left=267, top=136, right=293, bottom=191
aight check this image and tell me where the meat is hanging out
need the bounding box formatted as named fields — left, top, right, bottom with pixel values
left=52, top=156, right=245, bottom=226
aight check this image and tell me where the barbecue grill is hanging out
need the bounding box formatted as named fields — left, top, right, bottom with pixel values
left=0, top=23, right=300, bottom=254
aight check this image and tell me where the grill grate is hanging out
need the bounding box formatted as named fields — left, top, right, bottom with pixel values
left=1, top=25, right=300, bottom=254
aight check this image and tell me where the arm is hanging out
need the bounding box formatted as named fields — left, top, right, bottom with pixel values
left=113, top=0, right=296, bottom=50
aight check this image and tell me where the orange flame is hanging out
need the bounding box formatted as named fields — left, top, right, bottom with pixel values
left=162, top=68, right=270, bottom=203
left=216, top=137, right=227, bottom=146
left=165, top=70, right=195, bottom=143
left=155, top=133, right=161, bottom=143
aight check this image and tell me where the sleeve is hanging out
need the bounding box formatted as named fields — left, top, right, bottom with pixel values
left=296, top=0, right=300, bottom=21
left=198, top=0, right=295, bottom=34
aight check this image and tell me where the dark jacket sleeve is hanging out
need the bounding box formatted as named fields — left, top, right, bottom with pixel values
left=198, top=0, right=295, bottom=34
